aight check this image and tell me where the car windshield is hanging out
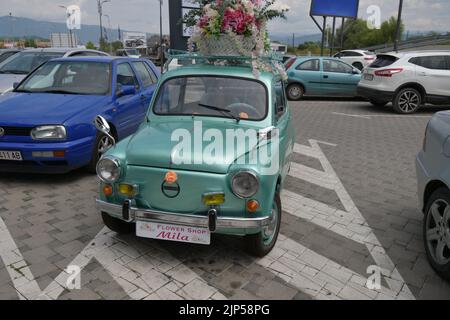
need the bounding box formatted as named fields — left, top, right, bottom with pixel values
left=126, top=49, right=139, bottom=55
left=0, top=51, right=64, bottom=74
left=153, top=76, right=267, bottom=121
left=16, top=61, right=111, bottom=95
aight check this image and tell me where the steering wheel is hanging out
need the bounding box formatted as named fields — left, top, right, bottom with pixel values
left=226, top=103, right=263, bottom=119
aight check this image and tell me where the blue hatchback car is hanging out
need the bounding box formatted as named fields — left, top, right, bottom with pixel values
left=0, top=56, right=160, bottom=173
left=285, top=56, right=362, bottom=100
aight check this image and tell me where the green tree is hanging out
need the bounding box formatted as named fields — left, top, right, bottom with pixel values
left=111, top=41, right=123, bottom=53
left=23, top=38, right=37, bottom=48
left=85, top=41, right=96, bottom=50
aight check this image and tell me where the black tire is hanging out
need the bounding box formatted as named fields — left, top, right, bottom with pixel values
left=369, top=100, right=388, bottom=107
left=87, top=133, right=115, bottom=173
left=393, top=88, right=423, bottom=114
left=423, top=188, right=450, bottom=281
left=102, top=212, right=135, bottom=234
left=353, top=62, right=363, bottom=71
left=245, top=194, right=282, bottom=257
left=286, top=83, right=304, bottom=101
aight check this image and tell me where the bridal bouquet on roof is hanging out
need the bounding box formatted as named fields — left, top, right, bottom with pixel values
left=185, top=0, right=289, bottom=57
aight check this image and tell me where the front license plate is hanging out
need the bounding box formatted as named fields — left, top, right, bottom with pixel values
left=364, top=74, right=374, bottom=81
left=136, top=221, right=211, bottom=245
left=0, top=151, right=23, bottom=161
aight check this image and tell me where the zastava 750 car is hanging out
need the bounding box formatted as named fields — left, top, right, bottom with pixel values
left=95, top=56, right=295, bottom=257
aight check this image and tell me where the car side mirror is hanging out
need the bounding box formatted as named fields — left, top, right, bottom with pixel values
left=94, top=115, right=116, bottom=146
left=352, top=69, right=361, bottom=75
left=116, top=84, right=136, bottom=97
left=13, top=82, right=19, bottom=89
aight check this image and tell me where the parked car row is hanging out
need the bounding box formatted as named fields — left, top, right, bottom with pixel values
left=285, top=50, right=450, bottom=114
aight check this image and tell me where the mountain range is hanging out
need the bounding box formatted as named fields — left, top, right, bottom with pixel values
left=0, top=15, right=324, bottom=46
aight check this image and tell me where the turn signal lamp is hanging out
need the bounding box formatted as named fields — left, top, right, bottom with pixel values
left=103, top=185, right=113, bottom=197
left=203, top=193, right=225, bottom=206
left=246, top=200, right=260, bottom=213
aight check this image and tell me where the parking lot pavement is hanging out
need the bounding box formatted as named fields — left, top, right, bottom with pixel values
left=1, top=100, right=450, bottom=300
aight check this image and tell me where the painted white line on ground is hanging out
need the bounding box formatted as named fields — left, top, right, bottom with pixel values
left=39, top=228, right=226, bottom=300
left=282, top=139, right=415, bottom=299
left=0, top=216, right=41, bottom=300
left=332, top=112, right=432, bottom=119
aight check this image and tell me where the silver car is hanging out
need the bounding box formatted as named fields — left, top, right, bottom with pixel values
left=416, top=111, right=450, bottom=280
left=0, top=48, right=108, bottom=94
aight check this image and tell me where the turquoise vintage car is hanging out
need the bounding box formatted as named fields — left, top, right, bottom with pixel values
left=285, top=56, right=362, bottom=100
left=94, top=55, right=295, bottom=256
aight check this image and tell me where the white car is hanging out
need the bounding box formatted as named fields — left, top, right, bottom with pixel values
left=358, top=51, right=450, bottom=114
left=334, top=49, right=376, bottom=70
left=0, top=48, right=109, bottom=94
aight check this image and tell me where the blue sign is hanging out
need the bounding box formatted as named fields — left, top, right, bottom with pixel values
left=310, top=0, right=359, bottom=18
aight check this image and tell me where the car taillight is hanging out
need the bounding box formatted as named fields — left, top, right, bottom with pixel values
left=374, top=68, right=403, bottom=77
left=285, top=58, right=296, bottom=70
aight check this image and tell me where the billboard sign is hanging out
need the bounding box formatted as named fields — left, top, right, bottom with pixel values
left=123, top=32, right=147, bottom=49
left=66, top=5, right=81, bottom=30
left=310, top=0, right=359, bottom=18
left=182, top=0, right=200, bottom=37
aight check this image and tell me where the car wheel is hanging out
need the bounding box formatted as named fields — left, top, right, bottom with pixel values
left=102, top=212, right=135, bottom=234
left=369, top=100, right=388, bottom=107
left=245, top=194, right=282, bottom=257
left=423, top=188, right=450, bottom=281
left=287, top=84, right=304, bottom=101
left=353, top=62, right=363, bottom=70
left=87, top=133, right=115, bottom=173
left=393, top=88, right=422, bottom=114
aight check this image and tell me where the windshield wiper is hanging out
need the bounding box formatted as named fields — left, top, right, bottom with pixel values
left=39, top=89, right=82, bottom=95
left=198, top=103, right=240, bottom=122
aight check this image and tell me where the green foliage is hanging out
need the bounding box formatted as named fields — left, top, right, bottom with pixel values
left=111, top=41, right=124, bottom=52
left=23, top=38, right=37, bottom=48
left=335, top=17, right=404, bottom=49
left=85, top=41, right=96, bottom=50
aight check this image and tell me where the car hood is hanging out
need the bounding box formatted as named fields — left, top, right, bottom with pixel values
left=0, top=74, right=26, bottom=93
left=0, top=93, right=109, bottom=126
left=125, top=120, right=265, bottom=174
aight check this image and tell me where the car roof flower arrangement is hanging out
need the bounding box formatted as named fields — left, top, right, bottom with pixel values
left=184, top=0, right=289, bottom=78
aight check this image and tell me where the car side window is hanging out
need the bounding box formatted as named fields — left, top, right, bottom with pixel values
left=323, top=60, right=353, bottom=73
left=275, top=80, right=287, bottom=118
left=143, top=63, right=159, bottom=84
left=296, top=59, right=320, bottom=71
left=410, top=56, right=448, bottom=70
left=132, top=62, right=155, bottom=87
left=116, top=63, right=140, bottom=91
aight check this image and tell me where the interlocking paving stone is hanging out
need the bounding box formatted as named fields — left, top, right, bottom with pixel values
left=1, top=100, right=450, bottom=299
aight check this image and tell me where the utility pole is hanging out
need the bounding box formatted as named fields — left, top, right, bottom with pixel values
left=97, top=0, right=111, bottom=46
left=292, top=33, right=295, bottom=49
left=394, top=0, right=404, bottom=52
left=104, top=14, right=113, bottom=54
left=58, top=5, right=73, bottom=48
left=159, top=0, right=164, bottom=72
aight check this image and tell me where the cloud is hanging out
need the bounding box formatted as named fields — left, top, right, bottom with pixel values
left=1, top=0, right=449, bottom=36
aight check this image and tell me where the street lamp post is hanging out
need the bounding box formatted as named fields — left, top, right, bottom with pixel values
left=394, top=0, right=404, bottom=52
left=97, top=0, right=111, bottom=45
left=103, top=14, right=113, bottom=54
left=159, top=0, right=164, bottom=72
left=58, top=5, right=73, bottom=48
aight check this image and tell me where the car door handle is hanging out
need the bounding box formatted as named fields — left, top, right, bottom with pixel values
left=418, top=72, right=428, bottom=76
left=323, top=75, right=329, bottom=79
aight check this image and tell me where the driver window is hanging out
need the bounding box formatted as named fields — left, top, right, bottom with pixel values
left=275, top=81, right=286, bottom=118
left=116, top=63, right=140, bottom=91
left=323, top=60, right=353, bottom=73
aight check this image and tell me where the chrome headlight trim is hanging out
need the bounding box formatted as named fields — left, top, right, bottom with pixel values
left=31, top=125, right=67, bottom=140
left=231, top=171, right=260, bottom=199
left=96, top=156, right=121, bottom=184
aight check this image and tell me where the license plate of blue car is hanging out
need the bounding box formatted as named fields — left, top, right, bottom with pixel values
left=136, top=221, right=211, bottom=245
left=0, top=151, right=23, bottom=161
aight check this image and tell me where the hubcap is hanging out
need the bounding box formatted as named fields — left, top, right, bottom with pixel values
left=426, top=200, right=450, bottom=265
left=398, top=91, right=420, bottom=113
left=98, top=136, right=113, bottom=158
left=289, top=86, right=302, bottom=98
left=263, top=201, right=279, bottom=244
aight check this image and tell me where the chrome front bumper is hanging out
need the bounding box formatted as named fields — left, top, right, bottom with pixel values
left=96, top=199, right=271, bottom=231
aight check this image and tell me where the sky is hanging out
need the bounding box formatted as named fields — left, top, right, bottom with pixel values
left=1, top=0, right=449, bottom=36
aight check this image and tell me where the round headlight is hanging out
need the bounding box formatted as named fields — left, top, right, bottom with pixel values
left=231, top=171, right=259, bottom=199
left=97, top=157, right=121, bottom=183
